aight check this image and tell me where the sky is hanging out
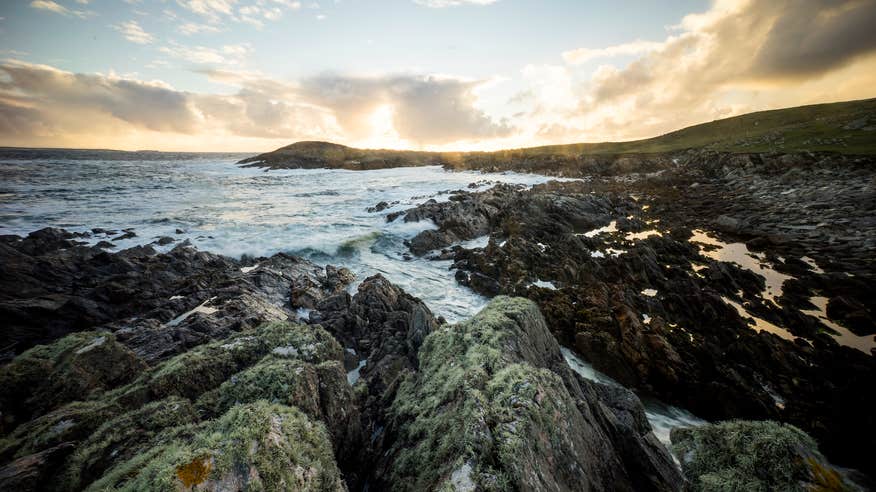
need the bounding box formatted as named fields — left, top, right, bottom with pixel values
left=1, top=0, right=875, bottom=152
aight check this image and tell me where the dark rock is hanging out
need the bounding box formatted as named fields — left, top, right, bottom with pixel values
left=367, top=201, right=390, bottom=213
left=111, top=231, right=136, bottom=241
left=0, top=442, right=75, bottom=492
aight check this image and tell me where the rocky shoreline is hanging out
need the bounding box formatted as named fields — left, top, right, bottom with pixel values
left=380, top=150, right=875, bottom=481
left=0, top=227, right=863, bottom=490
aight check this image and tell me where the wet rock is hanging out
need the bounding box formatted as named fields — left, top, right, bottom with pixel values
left=367, top=201, right=390, bottom=212
left=290, top=263, right=355, bottom=310
left=397, top=169, right=876, bottom=476
left=111, top=231, right=136, bottom=241
left=152, top=236, right=174, bottom=246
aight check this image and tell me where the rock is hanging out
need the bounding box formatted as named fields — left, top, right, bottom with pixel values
left=111, top=231, right=136, bottom=241
left=406, top=173, right=876, bottom=476
left=88, top=401, right=345, bottom=491
left=198, top=356, right=361, bottom=463
left=0, top=442, right=75, bottom=492
left=670, top=420, right=860, bottom=491
left=0, top=331, right=145, bottom=431
left=58, top=397, right=199, bottom=490
left=145, top=322, right=342, bottom=401
left=152, top=236, right=174, bottom=246
left=382, top=296, right=682, bottom=490
left=367, top=201, right=390, bottom=213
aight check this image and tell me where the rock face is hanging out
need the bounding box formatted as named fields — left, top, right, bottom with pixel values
left=382, top=296, right=682, bottom=491
left=670, top=421, right=860, bottom=491
left=388, top=151, right=876, bottom=476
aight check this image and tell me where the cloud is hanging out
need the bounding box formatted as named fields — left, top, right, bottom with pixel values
left=176, top=0, right=236, bottom=20
left=521, top=0, right=876, bottom=144
left=113, top=20, right=154, bottom=44
left=751, top=0, right=876, bottom=78
left=29, top=0, right=93, bottom=18
left=414, top=0, right=498, bottom=7
left=159, top=42, right=252, bottom=65
left=178, top=22, right=222, bottom=35
left=562, top=40, right=664, bottom=65
left=5, top=1, right=876, bottom=151
left=0, top=60, right=509, bottom=150
left=298, top=74, right=511, bottom=144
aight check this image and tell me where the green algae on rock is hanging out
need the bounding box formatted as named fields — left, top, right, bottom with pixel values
left=670, top=420, right=860, bottom=491
left=86, top=401, right=344, bottom=492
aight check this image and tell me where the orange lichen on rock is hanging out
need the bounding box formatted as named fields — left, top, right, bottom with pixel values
left=176, top=455, right=212, bottom=488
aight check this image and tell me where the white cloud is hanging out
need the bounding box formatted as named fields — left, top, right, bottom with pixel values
left=29, top=0, right=93, bottom=18
left=562, top=40, right=665, bottom=65
left=178, top=22, right=222, bottom=35
left=113, top=20, right=154, bottom=44
left=176, top=0, right=236, bottom=19
left=159, top=42, right=252, bottom=65
left=413, top=0, right=497, bottom=7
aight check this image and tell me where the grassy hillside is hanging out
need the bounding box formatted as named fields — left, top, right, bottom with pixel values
left=502, top=97, right=876, bottom=156
left=241, top=98, right=876, bottom=169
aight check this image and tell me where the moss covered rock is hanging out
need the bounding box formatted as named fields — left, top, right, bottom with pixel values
left=199, top=357, right=323, bottom=417
left=670, top=420, right=859, bottom=491
left=387, top=296, right=680, bottom=491
left=58, top=397, right=199, bottom=490
left=146, top=321, right=341, bottom=401
left=0, top=331, right=145, bottom=433
left=0, top=401, right=121, bottom=464
left=87, top=401, right=345, bottom=491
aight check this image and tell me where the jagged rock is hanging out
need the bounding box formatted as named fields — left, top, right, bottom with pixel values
left=382, top=296, right=682, bottom=491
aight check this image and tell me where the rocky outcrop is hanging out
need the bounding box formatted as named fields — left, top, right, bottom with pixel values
left=381, top=296, right=682, bottom=491
left=389, top=153, right=876, bottom=476
left=0, top=230, right=355, bottom=364
left=670, top=421, right=861, bottom=491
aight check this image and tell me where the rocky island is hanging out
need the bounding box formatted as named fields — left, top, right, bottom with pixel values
left=2, top=98, right=874, bottom=491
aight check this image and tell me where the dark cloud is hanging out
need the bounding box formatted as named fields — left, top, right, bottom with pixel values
left=752, top=0, right=876, bottom=78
